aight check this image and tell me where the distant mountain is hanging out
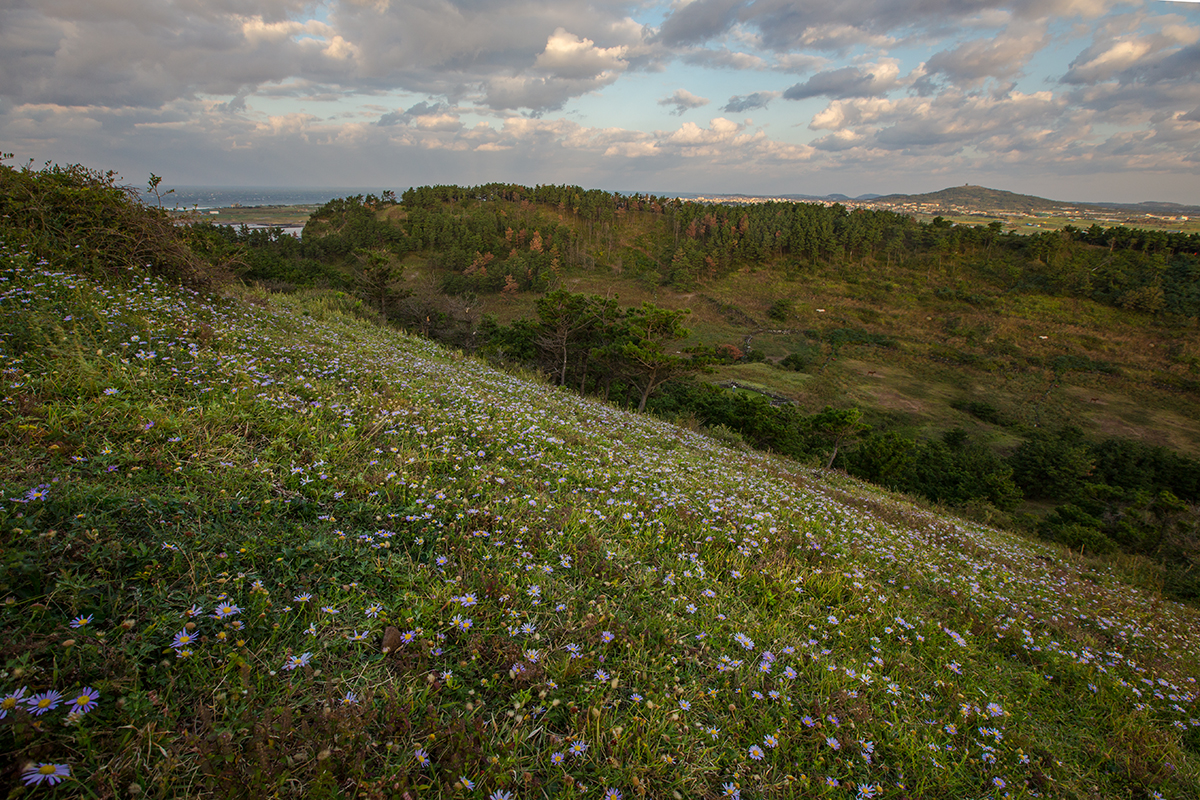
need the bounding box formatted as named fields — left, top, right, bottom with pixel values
left=870, top=185, right=1200, bottom=216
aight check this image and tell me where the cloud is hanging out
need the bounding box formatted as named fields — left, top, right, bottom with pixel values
left=377, top=101, right=449, bottom=126
left=783, top=61, right=906, bottom=101
left=721, top=91, right=780, bottom=113
left=1062, top=15, right=1200, bottom=84
left=655, top=0, right=745, bottom=47
left=658, top=88, right=710, bottom=115
left=680, top=47, right=768, bottom=70
left=534, top=27, right=628, bottom=80
left=918, top=24, right=1049, bottom=89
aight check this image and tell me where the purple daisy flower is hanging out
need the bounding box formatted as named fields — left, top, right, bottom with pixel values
left=66, top=686, right=100, bottom=716
left=22, top=762, right=71, bottom=786
left=24, top=690, right=63, bottom=716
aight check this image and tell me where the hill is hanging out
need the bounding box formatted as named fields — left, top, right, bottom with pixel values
left=870, top=185, right=1200, bottom=218
left=2, top=160, right=1200, bottom=798
left=871, top=185, right=1069, bottom=214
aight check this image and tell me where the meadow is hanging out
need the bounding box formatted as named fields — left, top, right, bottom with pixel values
left=2, top=235, right=1200, bottom=799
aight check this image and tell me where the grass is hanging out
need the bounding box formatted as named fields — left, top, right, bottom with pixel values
left=2, top=241, right=1200, bottom=799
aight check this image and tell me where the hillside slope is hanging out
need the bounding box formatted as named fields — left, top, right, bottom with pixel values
left=2, top=247, right=1200, bottom=798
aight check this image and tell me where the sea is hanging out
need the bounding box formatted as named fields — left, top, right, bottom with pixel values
left=144, top=186, right=393, bottom=211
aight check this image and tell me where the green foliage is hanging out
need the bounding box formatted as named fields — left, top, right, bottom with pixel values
left=0, top=158, right=217, bottom=286
left=1009, top=428, right=1096, bottom=501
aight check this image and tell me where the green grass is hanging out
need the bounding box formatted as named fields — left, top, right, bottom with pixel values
left=2, top=244, right=1200, bottom=799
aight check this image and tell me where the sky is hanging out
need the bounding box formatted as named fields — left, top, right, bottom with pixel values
left=2, top=0, right=1199, bottom=203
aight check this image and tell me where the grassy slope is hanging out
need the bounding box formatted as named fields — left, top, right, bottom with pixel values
left=2, top=245, right=1200, bottom=799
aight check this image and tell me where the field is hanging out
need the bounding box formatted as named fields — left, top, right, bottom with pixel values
left=2, top=241, right=1200, bottom=798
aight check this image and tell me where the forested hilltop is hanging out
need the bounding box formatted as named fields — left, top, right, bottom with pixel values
left=3, top=158, right=1200, bottom=799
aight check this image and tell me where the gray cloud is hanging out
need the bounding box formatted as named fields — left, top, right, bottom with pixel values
left=378, top=101, right=449, bottom=126
left=783, top=63, right=905, bottom=101
left=655, top=0, right=746, bottom=47
left=918, top=24, right=1048, bottom=89
left=722, top=91, right=780, bottom=113
left=658, top=89, right=711, bottom=115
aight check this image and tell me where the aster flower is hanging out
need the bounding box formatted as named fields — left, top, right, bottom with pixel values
left=69, top=614, right=93, bottom=629
left=22, top=762, right=71, bottom=786
left=283, top=652, right=313, bottom=670
left=1, top=686, right=28, bottom=719
left=65, top=686, right=100, bottom=716
left=212, top=603, right=241, bottom=619
left=171, top=630, right=196, bottom=649
left=347, top=630, right=369, bottom=642
left=293, top=593, right=312, bottom=603
left=24, top=690, right=63, bottom=716
left=415, top=748, right=430, bottom=767
left=748, top=745, right=764, bottom=760
left=551, top=752, right=565, bottom=765
left=365, top=603, right=382, bottom=618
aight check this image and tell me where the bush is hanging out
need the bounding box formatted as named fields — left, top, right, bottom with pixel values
left=0, top=158, right=220, bottom=286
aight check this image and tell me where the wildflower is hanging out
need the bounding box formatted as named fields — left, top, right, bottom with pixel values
left=569, top=740, right=589, bottom=756
left=460, top=776, right=475, bottom=790
left=601, top=630, right=614, bottom=642
left=801, top=716, right=815, bottom=727
left=305, top=623, right=317, bottom=636
left=722, top=782, right=741, bottom=799
left=171, top=630, right=195, bottom=649
left=400, top=630, right=418, bottom=644
left=594, top=669, right=609, bottom=682
left=365, top=603, right=382, bottom=618
left=183, top=604, right=204, bottom=618
left=342, top=692, right=358, bottom=705
left=764, top=734, right=779, bottom=748
left=347, top=630, right=369, bottom=642
left=22, top=762, right=71, bottom=786
left=551, top=751, right=565, bottom=765
left=283, top=652, right=312, bottom=670
left=748, top=745, right=764, bottom=760
left=65, top=687, right=100, bottom=716
left=415, top=748, right=430, bottom=767
left=826, top=737, right=841, bottom=751
left=678, top=699, right=691, bottom=711
left=176, top=648, right=193, bottom=659
left=706, top=725, right=721, bottom=739
left=212, top=603, right=241, bottom=619
left=986, top=702, right=1004, bottom=717
left=826, top=777, right=840, bottom=788
left=992, top=777, right=1006, bottom=789
left=25, top=690, right=62, bottom=716
left=733, top=632, right=755, bottom=650
left=1, top=687, right=28, bottom=719
left=69, top=614, right=93, bottom=629
left=293, top=593, right=312, bottom=603
left=489, top=791, right=512, bottom=800
left=604, top=789, right=622, bottom=800
left=452, top=615, right=473, bottom=632
left=321, top=606, right=339, bottom=615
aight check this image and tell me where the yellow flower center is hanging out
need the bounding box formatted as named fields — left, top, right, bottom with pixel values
left=37, top=698, right=51, bottom=709
left=39, top=764, right=57, bottom=775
